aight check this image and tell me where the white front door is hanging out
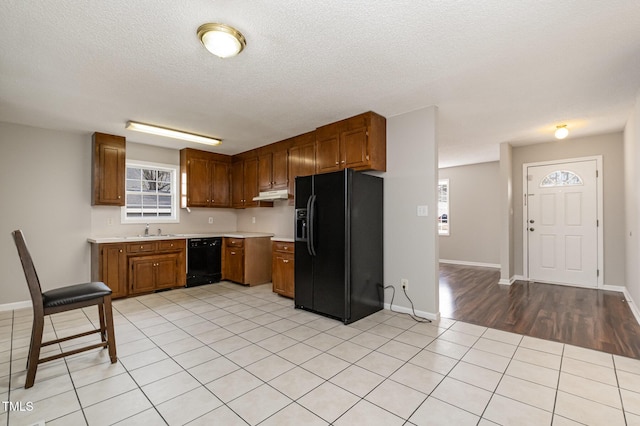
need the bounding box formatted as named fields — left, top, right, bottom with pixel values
left=526, top=159, right=599, bottom=287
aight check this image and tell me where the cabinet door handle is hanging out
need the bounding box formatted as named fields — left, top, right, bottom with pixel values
left=119, top=249, right=123, bottom=253
left=335, top=161, right=339, bottom=165
left=231, top=251, right=236, bottom=255
left=341, top=160, right=345, bottom=164
left=283, top=259, right=288, bottom=263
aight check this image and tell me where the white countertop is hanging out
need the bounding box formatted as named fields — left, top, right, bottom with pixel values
left=271, top=236, right=295, bottom=242
left=88, top=231, right=274, bottom=244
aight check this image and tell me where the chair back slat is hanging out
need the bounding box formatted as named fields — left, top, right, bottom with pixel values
left=12, top=230, right=44, bottom=309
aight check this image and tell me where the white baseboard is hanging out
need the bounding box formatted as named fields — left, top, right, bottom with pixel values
left=0, top=300, right=31, bottom=312
left=383, top=303, right=440, bottom=321
left=603, top=284, right=626, bottom=292
left=439, top=259, right=500, bottom=269
left=622, top=288, right=640, bottom=326
left=498, top=277, right=516, bottom=285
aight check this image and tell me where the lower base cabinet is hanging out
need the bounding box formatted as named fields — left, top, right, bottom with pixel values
left=272, top=241, right=294, bottom=298
left=91, top=239, right=186, bottom=298
left=222, top=237, right=271, bottom=286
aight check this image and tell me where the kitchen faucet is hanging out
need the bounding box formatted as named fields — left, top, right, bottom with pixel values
left=144, top=223, right=149, bottom=236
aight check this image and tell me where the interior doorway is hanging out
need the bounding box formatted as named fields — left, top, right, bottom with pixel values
left=523, top=156, right=603, bottom=288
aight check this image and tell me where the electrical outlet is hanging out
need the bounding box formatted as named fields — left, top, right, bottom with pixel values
left=208, top=217, right=213, bottom=224
left=401, top=278, right=409, bottom=290
left=252, top=217, right=256, bottom=224
left=107, top=217, right=113, bottom=226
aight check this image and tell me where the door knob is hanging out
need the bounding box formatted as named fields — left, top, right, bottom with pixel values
left=529, top=227, right=535, bottom=232
left=529, top=219, right=535, bottom=224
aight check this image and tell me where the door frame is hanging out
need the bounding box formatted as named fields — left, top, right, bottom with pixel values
left=522, top=155, right=604, bottom=288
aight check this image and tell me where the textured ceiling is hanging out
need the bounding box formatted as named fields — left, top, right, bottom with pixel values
left=1, top=1, right=639, bottom=167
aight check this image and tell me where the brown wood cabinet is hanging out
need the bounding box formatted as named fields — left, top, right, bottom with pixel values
left=258, top=150, right=288, bottom=192
left=92, top=243, right=127, bottom=298
left=180, top=148, right=231, bottom=208
left=315, top=111, right=386, bottom=174
left=91, top=239, right=186, bottom=298
left=130, top=253, right=182, bottom=294
left=222, top=237, right=272, bottom=285
left=92, top=132, right=126, bottom=206
left=288, top=132, right=316, bottom=195
left=223, top=238, right=245, bottom=283
left=272, top=241, right=294, bottom=298
left=232, top=158, right=273, bottom=208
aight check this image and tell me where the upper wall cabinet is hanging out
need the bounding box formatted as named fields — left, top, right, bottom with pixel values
left=258, top=149, right=288, bottom=192
left=315, top=111, right=386, bottom=174
left=92, top=132, right=126, bottom=206
left=232, top=157, right=272, bottom=208
left=180, top=148, right=231, bottom=208
left=288, top=131, right=316, bottom=195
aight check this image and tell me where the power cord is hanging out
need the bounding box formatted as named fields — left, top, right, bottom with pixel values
left=384, top=284, right=432, bottom=323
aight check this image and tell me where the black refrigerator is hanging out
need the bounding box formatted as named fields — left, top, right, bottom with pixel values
left=294, top=168, right=383, bottom=324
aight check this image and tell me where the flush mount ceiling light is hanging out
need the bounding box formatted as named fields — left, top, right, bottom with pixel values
left=125, top=121, right=221, bottom=146
left=197, top=23, right=246, bottom=58
left=555, top=124, right=569, bottom=140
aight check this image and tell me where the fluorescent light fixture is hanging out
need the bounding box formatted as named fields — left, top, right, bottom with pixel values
left=197, top=23, right=246, bottom=58
left=125, top=121, right=221, bottom=146
left=555, top=124, right=569, bottom=140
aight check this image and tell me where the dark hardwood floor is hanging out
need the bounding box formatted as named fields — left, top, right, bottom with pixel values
left=439, top=263, right=640, bottom=359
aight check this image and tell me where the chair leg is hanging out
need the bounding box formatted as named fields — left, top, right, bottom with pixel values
left=103, top=296, right=117, bottom=363
left=25, top=312, right=44, bottom=389
left=98, top=302, right=107, bottom=342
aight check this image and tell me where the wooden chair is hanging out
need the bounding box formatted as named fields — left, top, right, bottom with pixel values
left=12, top=230, right=117, bottom=388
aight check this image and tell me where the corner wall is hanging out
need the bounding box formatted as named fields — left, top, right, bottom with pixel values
left=381, top=106, right=439, bottom=318
left=625, top=92, right=640, bottom=311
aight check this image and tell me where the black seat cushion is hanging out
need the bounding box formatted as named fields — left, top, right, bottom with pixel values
left=42, top=282, right=112, bottom=308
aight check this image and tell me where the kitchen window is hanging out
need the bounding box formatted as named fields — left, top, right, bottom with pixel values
left=438, top=179, right=449, bottom=236
left=121, top=161, right=179, bottom=223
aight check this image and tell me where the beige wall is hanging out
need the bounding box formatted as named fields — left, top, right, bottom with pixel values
left=91, top=141, right=237, bottom=238
left=1, top=123, right=93, bottom=305
left=512, top=132, right=626, bottom=287
left=624, top=92, right=640, bottom=304
left=439, top=161, right=500, bottom=266
left=236, top=204, right=294, bottom=238
left=0, top=124, right=238, bottom=305
left=1, top=113, right=441, bottom=316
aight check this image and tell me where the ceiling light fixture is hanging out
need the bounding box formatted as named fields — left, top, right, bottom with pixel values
left=197, top=23, right=246, bottom=58
left=554, top=124, right=569, bottom=140
left=125, top=121, right=222, bottom=146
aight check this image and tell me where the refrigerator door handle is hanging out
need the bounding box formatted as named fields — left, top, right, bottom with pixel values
left=307, top=195, right=317, bottom=256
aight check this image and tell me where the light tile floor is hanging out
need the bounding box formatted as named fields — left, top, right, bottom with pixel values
left=2, top=281, right=640, bottom=425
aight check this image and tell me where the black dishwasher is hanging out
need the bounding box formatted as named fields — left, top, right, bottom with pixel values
left=187, top=237, right=222, bottom=287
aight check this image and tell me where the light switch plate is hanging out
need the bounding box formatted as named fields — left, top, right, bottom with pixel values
left=417, top=205, right=428, bottom=216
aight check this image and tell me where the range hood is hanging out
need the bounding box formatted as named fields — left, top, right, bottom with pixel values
left=252, top=189, right=290, bottom=201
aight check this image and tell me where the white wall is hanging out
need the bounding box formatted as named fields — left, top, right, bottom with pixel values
left=625, top=92, right=640, bottom=307
left=439, top=161, right=500, bottom=266
left=381, top=106, right=439, bottom=318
